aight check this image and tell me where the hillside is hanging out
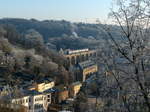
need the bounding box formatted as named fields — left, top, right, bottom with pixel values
left=0, top=18, right=121, bottom=50
left=0, top=24, right=72, bottom=87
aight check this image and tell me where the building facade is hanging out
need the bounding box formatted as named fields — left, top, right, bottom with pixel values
left=62, top=49, right=97, bottom=65
left=28, top=80, right=55, bottom=92
left=69, top=81, right=82, bottom=98
left=76, top=60, right=98, bottom=82
left=52, top=86, right=69, bottom=104
left=11, top=91, right=52, bottom=112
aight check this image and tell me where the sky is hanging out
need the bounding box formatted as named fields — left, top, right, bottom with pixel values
left=0, top=0, right=112, bottom=23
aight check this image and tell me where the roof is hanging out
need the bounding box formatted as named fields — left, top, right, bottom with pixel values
left=36, top=77, right=54, bottom=84
left=71, top=81, right=82, bottom=86
left=64, top=49, right=89, bottom=55
left=43, top=88, right=57, bottom=93
left=78, top=60, right=96, bottom=69
left=23, top=90, right=42, bottom=96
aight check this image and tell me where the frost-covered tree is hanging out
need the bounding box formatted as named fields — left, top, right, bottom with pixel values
left=99, top=0, right=150, bottom=112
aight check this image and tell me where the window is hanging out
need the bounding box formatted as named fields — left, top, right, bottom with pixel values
left=35, top=97, right=43, bottom=102
left=47, top=95, right=50, bottom=98
left=20, top=100, right=22, bottom=104
left=29, top=98, right=31, bottom=102
left=47, top=99, right=50, bottom=102
left=34, top=104, right=43, bottom=109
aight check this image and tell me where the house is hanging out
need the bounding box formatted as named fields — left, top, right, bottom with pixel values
left=9, top=78, right=55, bottom=112
left=31, top=92, right=47, bottom=112
left=11, top=90, right=52, bottom=112
left=52, top=85, right=69, bottom=104
left=28, top=78, right=55, bottom=92
left=43, top=88, right=56, bottom=108
left=69, top=81, right=82, bottom=98
left=12, top=95, right=30, bottom=111
left=76, top=60, right=98, bottom=82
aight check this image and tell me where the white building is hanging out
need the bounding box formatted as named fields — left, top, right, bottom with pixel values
left=11, top=90, right=52, bottom=112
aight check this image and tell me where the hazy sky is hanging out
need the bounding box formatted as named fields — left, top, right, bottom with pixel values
left=0, top=0, right=112, bottom=23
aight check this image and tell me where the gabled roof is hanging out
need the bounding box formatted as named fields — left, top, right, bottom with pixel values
left=43, top=88, right=57, bottom=93
left=71, top=81, right=82, bottom=86
left=36, top=77, right=54, bottom=84
left=24, top=90, right=42, bottom=96
left=78, top=60, right=96, bottom=69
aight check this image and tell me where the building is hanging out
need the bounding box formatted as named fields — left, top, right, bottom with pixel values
left=28, top=78, right=55, bottom=92
left=11, top=90, right=52, bottom=112
left=62, top=49, right=97, bottom=65
left=12, top=95, right=31, bottom=111
left=31, top=92, right=49, bottom=112
left=52, top=85, right=69, bottom=104
left=69, top=81, right=82, bottom=98
left=76, top=60, right=98, bottom=82
left=9, top=78, right=56, bottom=112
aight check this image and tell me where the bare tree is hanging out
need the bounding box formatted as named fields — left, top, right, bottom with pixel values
left=99, top=0, right=150, bottom=111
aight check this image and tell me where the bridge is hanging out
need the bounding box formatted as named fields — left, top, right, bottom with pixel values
left=62, top=49, right=97, bottom=65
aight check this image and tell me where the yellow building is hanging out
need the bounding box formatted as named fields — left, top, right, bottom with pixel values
left=28, top=79, right=55, bottom=92
left=35, top=81, right=55, bottom=92
left=35, top=82, right=45, bottom=92
left=83, top=65, right=98, bottom=76
left=77, top=60, right=98, bottom=82
left=69, top=81, right=82, bottom=97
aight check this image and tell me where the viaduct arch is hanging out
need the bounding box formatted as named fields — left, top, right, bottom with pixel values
left=64, top=50, right=97, bottom=65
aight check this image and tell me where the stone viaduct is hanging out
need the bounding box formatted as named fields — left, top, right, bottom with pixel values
left=64, top=50, right=97, bottom=65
